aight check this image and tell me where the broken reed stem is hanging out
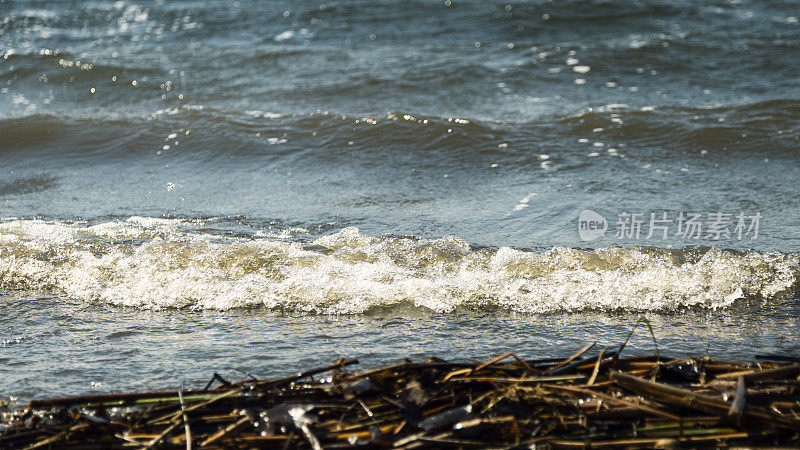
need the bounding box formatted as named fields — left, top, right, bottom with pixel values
left=145, top=420, right=182, bottom=449
left=715, top=362, right=800, bottom=381
left=179, top=390, right=192, bottom=450
left=587, top=348, right=606, bottom=386
left=199, top=416, right=248, bottom=447
left=610, top=370, right=800, bottom=428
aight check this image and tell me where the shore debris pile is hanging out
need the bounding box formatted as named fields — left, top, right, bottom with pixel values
left=2, top=344, right=800, bottom=448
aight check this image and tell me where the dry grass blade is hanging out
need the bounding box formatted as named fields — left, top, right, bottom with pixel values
left=542, top=342, right=596, bottom=375
left=472, top=352, right=536, bottom=373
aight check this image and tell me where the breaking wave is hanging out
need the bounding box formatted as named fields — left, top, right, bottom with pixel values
left=0, top=218, right=796, bottom=313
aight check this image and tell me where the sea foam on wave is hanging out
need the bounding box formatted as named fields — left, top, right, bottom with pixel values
left=0, top=219, right=797, bottom=313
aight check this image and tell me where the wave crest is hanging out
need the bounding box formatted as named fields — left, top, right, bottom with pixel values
left=0, top=218, right=797, bottom=313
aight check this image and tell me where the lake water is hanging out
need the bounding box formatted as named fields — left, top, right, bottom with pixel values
left=1, top=0, right=799, bottom=401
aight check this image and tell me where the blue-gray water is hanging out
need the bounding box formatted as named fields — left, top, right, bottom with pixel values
left=1, top=0, right=799, bottom=401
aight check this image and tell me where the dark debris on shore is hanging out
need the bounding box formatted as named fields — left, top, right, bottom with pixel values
left=2, top=335, right=800, bottom=449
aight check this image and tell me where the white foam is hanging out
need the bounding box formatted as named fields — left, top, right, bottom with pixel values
left=275, top=30, right=295, bottom=41
left=245, top=110, right=283, bottom=119
left=0, top=220, right=797, bottom=313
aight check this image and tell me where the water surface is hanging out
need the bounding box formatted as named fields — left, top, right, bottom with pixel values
left=1, top=0, right=799, bottom=401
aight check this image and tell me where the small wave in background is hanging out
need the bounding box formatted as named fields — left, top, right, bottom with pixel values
left=2, top=1, right=799, bottom=252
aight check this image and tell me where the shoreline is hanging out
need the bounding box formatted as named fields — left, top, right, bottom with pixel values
left=3, top=343, right=799, bottom=449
